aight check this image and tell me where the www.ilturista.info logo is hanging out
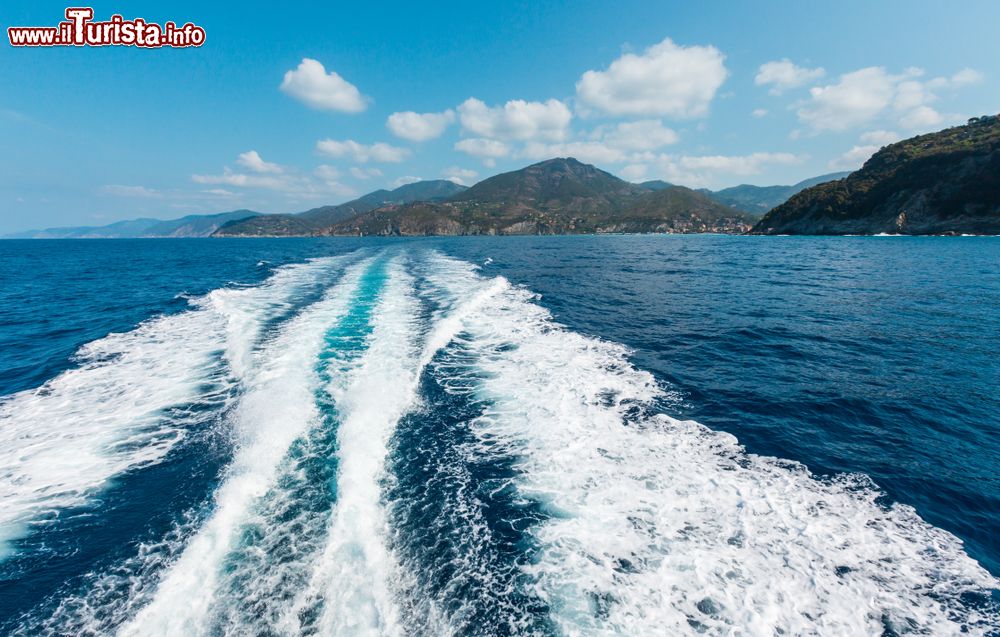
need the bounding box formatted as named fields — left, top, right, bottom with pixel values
left=8, top=8, right=205, bottom=48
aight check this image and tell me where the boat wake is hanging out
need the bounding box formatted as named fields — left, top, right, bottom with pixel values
left=1, top=248, right=997, bottom=636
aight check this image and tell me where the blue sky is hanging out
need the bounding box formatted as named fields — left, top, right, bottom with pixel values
left=2, top=0, right=998, bottom=232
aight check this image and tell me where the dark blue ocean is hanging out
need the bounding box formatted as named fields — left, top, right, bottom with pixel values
left=0, top=236, right=997, bottom=636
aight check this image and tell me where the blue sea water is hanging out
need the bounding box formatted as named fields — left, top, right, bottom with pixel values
left=0, top=236, right=997, bottom=635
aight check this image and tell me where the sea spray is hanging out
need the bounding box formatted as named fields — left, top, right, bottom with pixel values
left=0, top=255, right=352, bottom=559
left=422, top=251, right=1000, bottom=636
left=119, top=257, right=374, bottom=636
left=293, top=254, right=509, bottom=636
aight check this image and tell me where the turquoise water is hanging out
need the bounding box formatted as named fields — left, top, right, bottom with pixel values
left=0, top=236, right=997, bottom=635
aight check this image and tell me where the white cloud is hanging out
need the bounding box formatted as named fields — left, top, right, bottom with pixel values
left=893, top=79, right=933, bottom=112
left=634, top=152, right=804, bottom=188
left=457, top=97, right=571, bottom=141
left=392, top=175, right=422, bottom=188
left=236, top=150, right=283, bottom=174
left=927, top=68, right=984, bottom=90
left=575, top=37, right=727, bottom=118
left=592, top=119, right=679, bottom=151
left=192, top=153, right=355, bottom=198
left=752, top=108, right=769, bottom=118
left=859, top=130, right=901, bottom=146
left=671, top=152, right=801, bottom=174
left=619, top=164, right=649, bottom=182
left=498, top=120, right=679, bottom=167
left=797, top=67, right=898, bottom=131
left=442, top=166, right=479, bottom=186
left=755, top=59, right=825, bottom=94
left=828, top=130, right=901, bottom=170
left=315, top=139, right=411, bottom=163
left=314, top=165, right=341, bottom=180
left=101, top=185, right=161, bottom=198
left=350, top=166, right=384, bottom=179
left=204, top=188, right=236, bottom=197
left=386, top=109, right=455, bottom=141
left=797, top=66, right=979, bottom=133
left=519, top=141, right=627, bottom=165
left=192, top=169, right=284, bottom=189
left=828, top=145, right=879, bottom=170
left=280, top=58, right=368, bottom=113
left=898, top=105, right=944, bottom=129
left=455, top=137, right=511, bottom=160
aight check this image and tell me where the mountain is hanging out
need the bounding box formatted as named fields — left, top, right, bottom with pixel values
left=322, top=158, right=754, bottom=236
left=449, top=157, right=646, bottom=210
left=141, top=211, right=263, bottom=237
left=392, top=179, right=472, bottom=202
left=4, top=165, right=860, bottom=240
left=753, top=115, right=1000, bottom=235
left=705, top=173, right=849, bottom=214
left=5, top=210, right=261, bottom=239
left=215, top=180, right=467, bottom=236
left=638, top=180, right=674, bottom=191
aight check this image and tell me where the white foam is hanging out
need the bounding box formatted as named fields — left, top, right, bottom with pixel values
left=117, top=257, right=371, bottom=637
left=279, top=256, right=418, bottom=637
left=284, top=254, right=507, bottom=637
left=0, top=255, right=351, bottom=558
left=424, top=252, right=1000, bottom=636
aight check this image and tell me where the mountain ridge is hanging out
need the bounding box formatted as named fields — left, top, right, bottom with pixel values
left=5, top=164, right=871, bottom=239
left=214, top=179, right=467, bottom=236
left=753, top=115, right=1000, bottom=235
left=4, top=210, right=262, bottom=239
left=704, top=172, right=850, bottom=214
left=321, top=158, right=756, bottom=236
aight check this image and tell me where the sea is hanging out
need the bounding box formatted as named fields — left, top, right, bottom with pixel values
left=0, top=235, right=997, bottom=636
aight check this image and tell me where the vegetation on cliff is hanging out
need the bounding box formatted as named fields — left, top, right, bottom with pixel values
left=753, top=115, right=1000, bottom=235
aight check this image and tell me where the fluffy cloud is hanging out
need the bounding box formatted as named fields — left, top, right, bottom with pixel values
left=669, top=152, right=800, bottom=175
left=592, top=119, right=679, bottom=151
left=898, top=105, right=944, bottom=129
left=280, top=58, right=368, bottom=113
left=442, top=166, right=479, bottom=186
left=829, top=130, right=902, bottom=170
left=101, top=185, right=161, bottom=198
left=236, top=150, right=282, bottom=174
left=575, top=38, right=727, bottom=118
left=386, top=109, right=455, bottom=141
left=192, top=170, right=285, bottom=189
left=457, top=98, right=571, bottom=141
left=797, top=66, right=980, bottom=133
left=314, top=165, right=341, bottom=180
left=350, top=166, right=384, bottom=179
left=519, top=120, right=679, bottom=165
left=860, top=130, right=902, bottom=146
left=519, top=141, right=628, bottom=165
left=828, top=145, right=879, bottom=170
left=797, top=67, right=899, bottom=131
left=392, top=175, right=422, bottom=187
left=628, top=152, right=803, bottom=188
left=927, top=68, right=984, bottom=90
left=192, top=153, right=354, bottom=197
left=455, top=137, right=511, bottom=160
left=752, top=108, right=769, bottom=118
left=755, top=59, right=825, bottom=94
left=315, top=139, right=410, bottom=163
left=619, top=164, right=649, bottom=182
